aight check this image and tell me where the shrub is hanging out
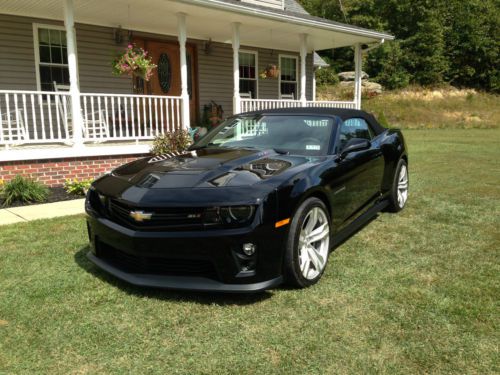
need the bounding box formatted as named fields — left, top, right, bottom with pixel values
left=150, top=129, right=192, bottom=156
left=1, top=175, right=48, bottom=206
left=366, top=42, right=411, bottom=90
left=64, top=178, right=93, bottom=196
left=315, top=66, right=339, bottom=87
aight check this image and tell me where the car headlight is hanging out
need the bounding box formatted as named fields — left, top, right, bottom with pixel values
left=220, top=205, right=255, bottom=225
left=203, top=205, right=256, bottom=226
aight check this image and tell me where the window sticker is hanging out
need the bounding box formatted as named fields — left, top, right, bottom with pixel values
left=306, top=145, right=321, bottom=150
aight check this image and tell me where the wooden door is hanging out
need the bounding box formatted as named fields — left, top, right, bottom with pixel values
left=147, top=41, right=181, bottom=97
left=133, top=38, right=198, bottom=128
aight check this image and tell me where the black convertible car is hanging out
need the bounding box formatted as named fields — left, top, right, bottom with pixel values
left=85, top=108, right=408, bottom=292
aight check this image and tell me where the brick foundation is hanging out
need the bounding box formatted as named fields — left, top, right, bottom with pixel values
left=0, top=154, right=148, bottom=187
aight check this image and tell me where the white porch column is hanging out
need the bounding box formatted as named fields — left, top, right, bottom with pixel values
left=299, top=34, right=308, bottom=106
left=232, top=22, right=241, bottom=115
left=63, top=0, right=83, bottom=147
left=354, top=43, right=362, bottom=110
left=177, top=13, right=190, bottom=130
left=312, top=49, right=317, bottom=102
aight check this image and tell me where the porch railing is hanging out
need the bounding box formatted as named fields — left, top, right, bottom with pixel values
left=0, top=90, right=183, bottom=147
left=240, top=99, right=356, bottom=113
left=80, top=93, right=182, bottom=143
left=0, top=90, right=71, bottom=146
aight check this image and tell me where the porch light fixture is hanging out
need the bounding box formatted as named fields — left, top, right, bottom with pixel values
left=114, top=25, right=123, bottom=44
left=204, top=38, right=213, bottom=55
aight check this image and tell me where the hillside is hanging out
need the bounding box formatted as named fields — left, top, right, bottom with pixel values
left=317, top=86, right=500, bottom=129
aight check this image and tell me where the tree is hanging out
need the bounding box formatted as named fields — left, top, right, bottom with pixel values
left=299, top=0, right=500, bottom=92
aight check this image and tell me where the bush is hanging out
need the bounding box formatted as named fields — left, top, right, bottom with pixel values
left=367, top=42, right=411, bottom=90
left=0, top=175, right=48, bottom=206
left=315, top=66, right=339, bottom=87
left=64, top=178, right=93, bottom=196
left=150, top=129, right=192, bottom=156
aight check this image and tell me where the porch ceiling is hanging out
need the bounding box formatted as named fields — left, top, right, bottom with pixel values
left=0, top=0, right=393, bottom=51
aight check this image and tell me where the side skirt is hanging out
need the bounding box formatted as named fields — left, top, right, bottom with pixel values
left=331, top=200, right=388, bottom=250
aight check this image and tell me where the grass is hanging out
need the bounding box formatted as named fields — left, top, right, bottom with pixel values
left=1, top=128, right=499, bottom=374
left=318, top=85, right=500, bottom=129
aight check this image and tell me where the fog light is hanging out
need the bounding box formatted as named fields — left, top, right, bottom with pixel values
left=242, top=243, right=256, bottom=256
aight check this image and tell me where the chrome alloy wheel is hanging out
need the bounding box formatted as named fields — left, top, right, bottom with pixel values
left=397, top=164, right=409, bottom=208
left=298, top=207, right=330, bottom=280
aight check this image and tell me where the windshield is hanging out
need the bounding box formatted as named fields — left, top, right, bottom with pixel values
left=192, top=115, right=336, bottom=156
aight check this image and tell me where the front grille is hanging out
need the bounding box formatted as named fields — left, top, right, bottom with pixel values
left=108, top=199, right=206, bottom=230
left=98, top=241, right=219, bottom=280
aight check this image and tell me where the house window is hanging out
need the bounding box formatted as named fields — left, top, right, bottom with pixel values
left=34, top=25, right=70, bottom=91
left=280, top=56, right=298, bottom=99
left=239, top=51, right=257, bottom=99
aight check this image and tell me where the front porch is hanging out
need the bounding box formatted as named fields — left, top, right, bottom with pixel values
left=0, top=90, right=356, bottom=152
left=0, top=0, right=392, bottom=162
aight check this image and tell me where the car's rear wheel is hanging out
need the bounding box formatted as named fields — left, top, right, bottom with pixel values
left=387, top=159, right=409, bottom=212
left=284, top=198, right=331, bottom=288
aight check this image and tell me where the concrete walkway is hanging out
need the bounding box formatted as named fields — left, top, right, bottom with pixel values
left=0, top=199, right=85, bottom=226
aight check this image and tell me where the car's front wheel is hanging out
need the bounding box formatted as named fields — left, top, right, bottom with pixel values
left=284, top=198, right=331, bottom=288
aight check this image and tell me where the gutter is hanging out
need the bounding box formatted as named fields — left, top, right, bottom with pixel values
left=173, top=0, right=394, bottom=41
left=362, top=39, right=385, bottom=53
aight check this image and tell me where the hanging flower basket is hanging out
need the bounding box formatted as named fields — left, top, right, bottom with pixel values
left=260, top=64, right=280, bottom=79
left=112, top=44, right=157, bottom=82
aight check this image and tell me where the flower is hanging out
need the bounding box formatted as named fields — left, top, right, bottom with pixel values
left=112, top=44, right=157, bottom=81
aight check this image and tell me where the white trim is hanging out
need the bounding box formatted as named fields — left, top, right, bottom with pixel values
left=239, top=49, right=259, bottom=99
left=32, top=23, right=67, bottom=92
left=178, top=0, right=394, bottom=41
left=0, top=144, right=150, bottom=163
left=278, top=54, right=299, bottom=99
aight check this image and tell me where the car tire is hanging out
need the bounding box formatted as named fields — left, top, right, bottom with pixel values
left=387, top=158, right=409, bottom=212
left=283, top=197, right=331, bottom=288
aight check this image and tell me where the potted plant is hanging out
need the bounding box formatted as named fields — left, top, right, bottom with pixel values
left=112, top=44, right=157, bottom=82
left=260, top=64, right=280, bottom=79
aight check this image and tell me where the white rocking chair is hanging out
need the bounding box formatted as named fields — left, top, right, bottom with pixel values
left=0, top=108, right=27, bottom=146
left=53, top=82, right=110, bottom=142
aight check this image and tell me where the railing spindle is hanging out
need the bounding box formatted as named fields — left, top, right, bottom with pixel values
left=5, top=94, right=12, bottom=142
left=141, top=96, right=146, bottom=138
left=38, top=94, right=46, bottom=140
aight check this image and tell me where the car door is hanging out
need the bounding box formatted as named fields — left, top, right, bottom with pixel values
left=329, top=117, right=385, bottom=230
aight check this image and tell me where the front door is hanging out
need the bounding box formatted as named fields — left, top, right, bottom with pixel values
left=134, top=38, right=198, bottom=126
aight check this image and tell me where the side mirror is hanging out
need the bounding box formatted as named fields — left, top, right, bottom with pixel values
left=339, top=138, right=371, bottom=160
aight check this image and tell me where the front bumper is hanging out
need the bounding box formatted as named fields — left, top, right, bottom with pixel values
left=87, top=252, right=282, bottom=292
left=86, top=214, right=287, bottom=293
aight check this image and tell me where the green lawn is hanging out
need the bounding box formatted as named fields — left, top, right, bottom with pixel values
left=1, top=129, right=499, bottom=374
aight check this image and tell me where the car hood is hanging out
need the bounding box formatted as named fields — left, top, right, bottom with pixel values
left=110, top=148, right=311, bottom=189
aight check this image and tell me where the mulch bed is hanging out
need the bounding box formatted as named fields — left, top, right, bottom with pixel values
left=1, top=187, right=84, bottom=209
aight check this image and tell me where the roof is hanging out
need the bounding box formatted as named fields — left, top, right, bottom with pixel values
left=283, top=0, right=308, bottom=14
left=314, top=53, right=329, bottom=67
left=204, top=0, right=395, bottom=44
left=237, top=107, right=386, bottom=135
left=0, top=0, right=394, bottom=51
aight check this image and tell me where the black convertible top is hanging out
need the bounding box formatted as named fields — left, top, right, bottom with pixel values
left=240, top=107, right=386, bottom=135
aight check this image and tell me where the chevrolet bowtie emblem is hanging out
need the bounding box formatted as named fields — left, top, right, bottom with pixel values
left=129, top=210, right=153, bottom=222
